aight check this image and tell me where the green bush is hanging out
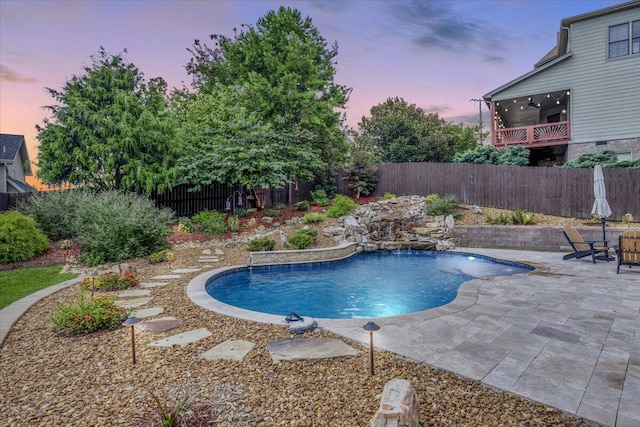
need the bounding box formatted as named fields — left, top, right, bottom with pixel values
left=426, top=194, right=459, bottom=216
left=80, top=272, right=140, bottom=291
left=486, top=213, right=509, bottom=225
left=382, top=192, right=396, bottom=200
left=51, top=294, right=128, bottom=335
left=311, top=189, right=329, bottom=206
left=227, top=216, right=240, bottom=232
left=76, top=192, right=174, bottom=266
left=510, top=209, right=535, bottom=225
left=192, top=210, right=228, bottom=235
left=266, top=209, right=280, bottom=217
left=424, top=194, right=439, bottom=204
left=295, top=201, right=310, bottom=211
left=286, top=229, right=317, bottom=250
left=247, top=236, right=276, bottom=252
left=0, top=211, right=49, bottom=264
left=234, top=208, right=248, bottom=218
left=16, top=189, right=88, bottom=240
left=178, top=217, right=195, bottom=233
left=302, top=212, right=326, bottom=223
left=326, top=195, right=358, bottom=218
left=148, top=249, right=175, bottom=263
left=453, top=145, right=529, bottom=166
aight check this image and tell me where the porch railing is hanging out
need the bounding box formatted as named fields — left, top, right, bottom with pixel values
left=494, top=121, right=570, bottom=147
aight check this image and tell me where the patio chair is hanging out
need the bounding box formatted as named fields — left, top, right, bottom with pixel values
left=562, top=226, right=611, bottom=264
left=616, top=230, right=640, bottom=274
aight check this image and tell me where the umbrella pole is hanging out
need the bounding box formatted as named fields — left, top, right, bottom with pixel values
left=601, top=217, right=612, bottom=261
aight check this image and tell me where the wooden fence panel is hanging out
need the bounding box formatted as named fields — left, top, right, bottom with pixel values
left=0, top=193, right=31, bottom=212
left=372, top=163, right=640, bottom=220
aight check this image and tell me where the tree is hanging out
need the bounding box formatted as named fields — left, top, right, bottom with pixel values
left=180, top=7, right=350, bottom=197
left=36, top=48, right=179, bottom=194
left=452, top=145, right=529, bottom=166
left=561, top=150, right=640, bottom=168
left=356, top=97, right=478, bottom=163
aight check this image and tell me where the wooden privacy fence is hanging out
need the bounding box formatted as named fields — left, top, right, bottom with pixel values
left=372, top=163, right=640, bottom=220
left=0, top=192, right=31, bottom=212
left=151, top=181, right=315, bottom=217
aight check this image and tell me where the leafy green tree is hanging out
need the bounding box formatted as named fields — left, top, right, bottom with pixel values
left=36, top=48, right=179, bottom=194
left=180, top=7, right=350, bottom=198
left=356, top=97, right=478, bottom=163
left=453, top=145, right=529, bottom=166
left=342, top=145, right=378, bottom=198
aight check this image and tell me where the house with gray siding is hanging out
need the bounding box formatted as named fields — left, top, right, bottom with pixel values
left=0, top=134, right=35, bottom=194
left=483, top=1, right=640, bottom=165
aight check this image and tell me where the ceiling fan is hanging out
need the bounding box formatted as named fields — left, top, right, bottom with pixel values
left=524, top=96, right=541, bottom=110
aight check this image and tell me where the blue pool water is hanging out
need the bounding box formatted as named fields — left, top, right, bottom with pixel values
left=206, top=251, right=532, bottom=319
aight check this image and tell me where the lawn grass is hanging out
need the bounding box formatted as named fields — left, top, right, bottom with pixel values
left=0, top=265, right=78, bottom=309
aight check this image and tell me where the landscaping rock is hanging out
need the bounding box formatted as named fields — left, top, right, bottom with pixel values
left=371, top=379, right=419, bottom=427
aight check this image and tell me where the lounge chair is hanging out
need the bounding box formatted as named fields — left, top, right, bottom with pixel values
left=616, top=230, right=640, bottom=274
left=562, top=226, right=611, bottom=264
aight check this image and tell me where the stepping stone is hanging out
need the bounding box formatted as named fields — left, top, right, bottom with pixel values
left=172, top=268, right=201, bottom=274
left=131, top=306, right=164, bottom=318
left=214, top=249, right=225, bottom=255
left=117, top=289, right=151, bottom=298
left=136, top=317, right=182, bottom=333
left=200, top=339, right=255, bottom=361
left=268, top=337, right=358, bottom=362
left=147, top=328, right=212, bottom=348
left=198, top=257, right=220, bottom=263
left=202, top=249, right=211, bottom=255
left=152, top=274, right=181, bottom=280
left=140, top=282, right=170, bottom=289
left=115, top=297, right=152, bottom=309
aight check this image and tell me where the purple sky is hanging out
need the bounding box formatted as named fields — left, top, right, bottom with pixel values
left=0, top=0, right=623, bottom=175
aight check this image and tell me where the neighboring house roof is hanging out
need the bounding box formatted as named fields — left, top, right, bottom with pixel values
left=484, top=0, right=640, bottom=100
left=0, top=133, right=32, bottom=175
left=7, top=176, right=36, bottom=193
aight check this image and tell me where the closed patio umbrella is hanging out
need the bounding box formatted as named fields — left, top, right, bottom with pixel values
left=591, top=165, right=613, bottom=260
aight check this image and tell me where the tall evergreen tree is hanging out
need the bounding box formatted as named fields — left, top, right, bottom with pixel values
left=36, top=48, right=179, bottom=194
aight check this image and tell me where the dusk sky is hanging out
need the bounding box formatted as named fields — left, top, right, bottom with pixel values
left=0, top=0, right=624, bottom=178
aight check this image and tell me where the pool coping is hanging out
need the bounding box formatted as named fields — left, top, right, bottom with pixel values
left=185, top=250, right=537, bottom=330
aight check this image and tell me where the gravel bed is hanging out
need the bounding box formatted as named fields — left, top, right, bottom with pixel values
left=0, top=216, right=591, bottom=426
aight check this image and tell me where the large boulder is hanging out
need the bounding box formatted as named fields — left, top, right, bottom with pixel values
left=371, top=379, right=419, bottom=427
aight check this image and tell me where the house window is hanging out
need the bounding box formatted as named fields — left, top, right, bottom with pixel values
left=609, top=20, right=640, bottom=58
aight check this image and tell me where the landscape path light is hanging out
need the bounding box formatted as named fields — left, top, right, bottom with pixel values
left=123, top=316, right=141, bottom=365
left=88, top=271, right=98, bottom=301
left=363, top=321, right=381, bottom=375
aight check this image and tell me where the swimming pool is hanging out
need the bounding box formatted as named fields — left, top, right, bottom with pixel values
left=205, top=251, right=532, bottom=319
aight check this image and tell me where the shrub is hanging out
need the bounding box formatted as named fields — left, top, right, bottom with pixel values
left=311, top=189, right=329, bottom=206
left=326, top=195, right=358, bottom=218
left=247, top=236, right=276, bottom=252
left=486, top=213, right=509, bottom=225
left=424, top=194, right=439, bottom=204
left=295, top=201, right=310, bottom=211
left=81, top=272, right=140, bottom=292
left=510, top=209, right=535, bottom=225
left=266, top=209, right=280, bottom=217
left=275, top=203, right=286, bottom=209
left=51, top=294, right=128, bottom=335
left=0, top=211, right=49, bottom=264
left=178, top=217, right=195, bottom=233
left=227, top=216, right=240, bottom=232
left=192, top=210, right=228, bottom=235
left=383, top=192, right=396, bottom=200
left=76, top=192, right=174, bottom=266
left=302, top=212, right=326, bottom=223
left=149, top=249, right=175, bottom=263
left=286, top=229, right=317, bottom=250
left=234, top=208, right=248, bottom=218
left=16, top=189, right=87, bottom=240
left=426, top=194, right=459, bottom=216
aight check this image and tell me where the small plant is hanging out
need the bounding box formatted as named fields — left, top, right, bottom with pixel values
left=51, top=294, right=128, bottom=335
left=81, top=272, right=140, bottom=292
left=326, top=195, right=358, bottom=218
left=241, top=217, right=257, bottom=230
left=383, top=192, right=396, bottom=200
left=178, top=217, right=195, bottom=233
left=266, top=209, right=280, bottom=217
left=149, top=249, right=175, bottom=263
left=247, top=236, right=276, bottom=251
left=0, top=211, right=49, bottom=264
left=295, top=200, right=310, bottom=211
left=286, top=229, right=317, bottom=250
left=275, top=203, right=286, bottom=209
left=302, top=212, right=326, bottom=223
left=192, top=210, right=228, bottom=235
left=486, top=213, right=510, bottom=225
left=426, top=194, right=459, bottom=216
left=424, top=194, right=440, bottom=204
left=147, top=387, right=199, bottom=427
left=234, top=208, right=248, bottom=218
left=511, top=209, right=535, bottom=225
left=227, top=216, right=240, bottom=232
left=311, top=189, right=329, bottom=206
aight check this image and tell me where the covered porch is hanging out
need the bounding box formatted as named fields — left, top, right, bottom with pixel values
left=490, top=89, right=571, bottom=149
